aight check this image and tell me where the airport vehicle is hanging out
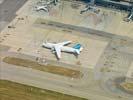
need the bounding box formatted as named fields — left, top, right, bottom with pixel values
left=42, top=41, right=83, bottom=59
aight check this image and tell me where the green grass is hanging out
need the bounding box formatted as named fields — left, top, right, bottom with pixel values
left=121, top=82, right=133, bottom=91
left=0, top=80, right=87, bottom=100
left=3, top=57, right=82, bottom=78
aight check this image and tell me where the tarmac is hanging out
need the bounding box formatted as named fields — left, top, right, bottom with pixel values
left=0, top=0, right=133, bottom=100
left=0, top=0, right=27, bottom=32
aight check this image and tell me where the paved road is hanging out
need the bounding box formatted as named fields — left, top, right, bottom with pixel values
left=35, top=19, right=133, bottom=41
left=35, top=19, right=114, bottom=39
left=0, top=0, right=27, bottom=32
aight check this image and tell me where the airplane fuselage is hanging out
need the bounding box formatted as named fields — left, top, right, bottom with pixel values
left=36, top=5, right=49, bottom=12
left=43, top=43, right=77, bottom=53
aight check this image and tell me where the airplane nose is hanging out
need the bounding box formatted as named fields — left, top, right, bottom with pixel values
left=42, top=43, right=46, bottom=47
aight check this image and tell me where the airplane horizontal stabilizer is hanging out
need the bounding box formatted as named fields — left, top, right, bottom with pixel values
left=73, top=44, right=83, bottom=51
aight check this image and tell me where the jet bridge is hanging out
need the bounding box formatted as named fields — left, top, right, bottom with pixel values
left=126, top=6, right=133, bottom=21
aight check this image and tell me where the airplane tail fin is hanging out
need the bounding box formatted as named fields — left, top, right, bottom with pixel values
left=75, top=49, right=80, bottom=55
left=73, top=44, right=83, bottom=52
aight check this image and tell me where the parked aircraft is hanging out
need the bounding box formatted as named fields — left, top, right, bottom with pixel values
left=35, top=5, right=49, bottom=12
left=35, top=0, right=59, bottom=12
left=42, top=41, right=83, bottom=59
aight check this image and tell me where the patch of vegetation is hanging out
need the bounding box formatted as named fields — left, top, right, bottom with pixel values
left=3, top=57, right=82, bottom=78
left=0, top=80, right=87, bottom=100
left=121, top=82, right=133, bottom=91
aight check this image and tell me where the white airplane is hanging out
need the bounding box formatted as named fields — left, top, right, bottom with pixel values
left=35, top=0, right=59, bottom=12
left=35, top=5, right=49, bottom=12
left=42, top=41, right=83, bottom=59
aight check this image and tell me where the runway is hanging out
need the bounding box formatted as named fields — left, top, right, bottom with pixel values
left=0, top=0, right=27, bottom=32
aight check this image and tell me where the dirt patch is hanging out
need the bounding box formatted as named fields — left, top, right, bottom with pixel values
left=120, top=82, right=133, bottom=93
left=3, top=57, right=82, bottom=78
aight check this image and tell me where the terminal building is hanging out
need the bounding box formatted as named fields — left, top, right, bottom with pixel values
left=81, top=0, right=133, bottom=11
left=95, top=0, right=133, bottom=11
left=80, top=0, right=133, bottom=21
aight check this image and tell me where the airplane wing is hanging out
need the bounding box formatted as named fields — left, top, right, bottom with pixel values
left=43, top=7, right=49, bottom=12
left=54, top=45, right=61, bottom=59
left=57, top=41, right=72, bottom=46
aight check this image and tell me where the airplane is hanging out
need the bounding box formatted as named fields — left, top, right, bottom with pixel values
left=35, top=5, right=49, bottom=12
left=42, top=41, right=83, bottom=59
left=35, top=0, right=59, bottom=12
